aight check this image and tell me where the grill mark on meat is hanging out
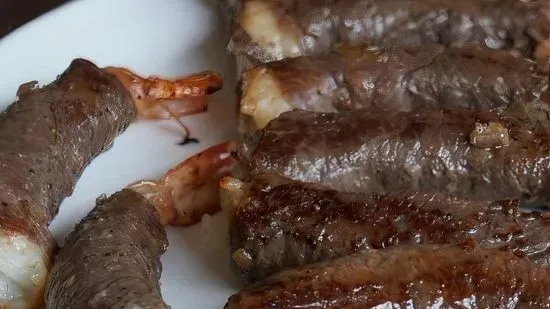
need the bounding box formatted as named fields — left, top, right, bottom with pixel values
left=242, top=107, right=550, bottom=202
left=225, top=245, right=550, bottom=308
left=45, top=189, right=168, bottom=308
left=228, top=175, right=550, bottom=284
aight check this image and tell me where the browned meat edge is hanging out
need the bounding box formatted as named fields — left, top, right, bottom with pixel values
left=229, top=175, right=550, bottom=284
left=0, top=58, right=135, bottom=257
left=45, top=189, right=168, bottom=308
left=225, top=245, right=550, bottom=308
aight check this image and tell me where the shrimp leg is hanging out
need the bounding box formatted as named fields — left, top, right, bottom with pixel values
left=128, top=141, right=236, bottom=226
left=104, top=66, right=224, bottom=144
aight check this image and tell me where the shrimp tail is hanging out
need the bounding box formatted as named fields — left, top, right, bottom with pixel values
left=103, top=66, right=224, bottom=143
left=128, top=141, right=237, bottom=226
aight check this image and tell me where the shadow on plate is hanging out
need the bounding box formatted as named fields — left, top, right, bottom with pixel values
left=163, top=212, right=241, bottom=290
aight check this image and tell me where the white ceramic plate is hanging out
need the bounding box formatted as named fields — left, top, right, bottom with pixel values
left=0, top=0, right=239, bottom=307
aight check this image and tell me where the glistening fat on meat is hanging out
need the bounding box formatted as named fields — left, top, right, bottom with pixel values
left=239, top=44, right=548, bottom=132
left=225, top=245, right=550, bottom=308
left=221, top=174, right=550, bottom=284
left=224, top=0, right=550, bottom=67
left=240, top=105, right=550, bottom=202
left=45, top=189, right=168, bottom=308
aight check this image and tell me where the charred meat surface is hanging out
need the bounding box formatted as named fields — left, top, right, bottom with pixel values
left=45, top=189, right=168, bottom=309
left=241, top=107, right=550, bottom=202
left=240, top=44, right=548, bottom=130
left=225, top=245, right=550, bottom=308
left=224, top=174, right=550, bottom=284
left=0, top=58, right=135, bottom=308
left=225, top=0, right=550, bottom=64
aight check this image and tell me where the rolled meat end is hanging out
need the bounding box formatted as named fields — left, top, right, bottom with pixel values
left=221, top=174, right=550, bottom=284
left=241, top=105, right=550, bottom=202
left=225, top=0, right=550, bottom=66
left=0, top=59, right=135, bottom=308
left=240, top=44, right=548, bottom=131
left=224, top=244, right=550, bottom=308
left=45, top=189, right=168, bottom=308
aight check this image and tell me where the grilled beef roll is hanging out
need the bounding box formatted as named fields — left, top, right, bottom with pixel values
left=225, top=0, right=550, bottom=67
left=239, top=44, right=548, bottom=131
left=45, top=189, right=168, bottom=309
left=225, top=244, right=550, bottom=308
left=0, top=59, right=135, bottom=308
left=222, top=174, right=550, bottom=284
left=240, top=104, right=550, bottom=202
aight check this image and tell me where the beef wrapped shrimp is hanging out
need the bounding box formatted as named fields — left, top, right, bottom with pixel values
left=240, top=104, right=550, bottom=202
left=224, top=0, right=550, bottom=68
left=221, top=174, right=550, bottom=284
left=46, top=141, right=237, bottom=308
left=239, top=44, right=548, bottom=131
left=0, top=59, right=221, bottom=308
left=225, top=244, right=550, bottom=308
left=45, top=190, right=168, bottom=309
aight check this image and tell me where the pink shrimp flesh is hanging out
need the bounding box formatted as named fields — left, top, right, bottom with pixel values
left=103, top=66, right=224, bottom=144
left=127, top=141, right=236, bottom=226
